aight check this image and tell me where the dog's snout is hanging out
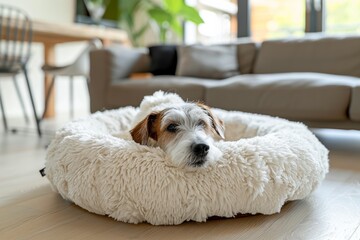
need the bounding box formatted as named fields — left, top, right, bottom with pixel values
left=192, top=143, right=209, bottom=157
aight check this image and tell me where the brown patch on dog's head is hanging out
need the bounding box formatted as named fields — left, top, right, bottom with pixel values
left=196, top=103, right=225, bottom=139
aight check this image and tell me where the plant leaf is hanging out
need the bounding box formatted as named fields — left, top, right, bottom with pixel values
left=124, top=13, right=134, bottom=29
left=118, top=0, right=142, bottom=13
left=133, top=23, right=149, bottom=40
left=170, top=19, right=183, bottom=37
left=118, top=0, right=143, bottom=28
left=179, top=5, right=204, bottom=25
left=148, top=7, right=173, bottom=25
left=164, top=0, right=183, bottom=13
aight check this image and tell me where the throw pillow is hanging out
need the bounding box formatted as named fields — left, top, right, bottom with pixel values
left=148, top=45, right=178, bottom=75
left=176, top=44, right=239, bottom=79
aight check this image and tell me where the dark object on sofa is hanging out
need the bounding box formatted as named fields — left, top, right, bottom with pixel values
left=148, top=45, right=178, bottom=76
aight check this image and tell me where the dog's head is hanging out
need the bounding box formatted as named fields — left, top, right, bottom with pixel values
left=130, top=102, right=225, bottom=168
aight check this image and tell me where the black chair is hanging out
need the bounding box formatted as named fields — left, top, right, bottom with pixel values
left=0, top=4, right=41, bottom=136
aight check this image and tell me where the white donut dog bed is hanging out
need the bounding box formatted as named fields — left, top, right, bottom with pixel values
left=45, top=91, right=329, bottom=225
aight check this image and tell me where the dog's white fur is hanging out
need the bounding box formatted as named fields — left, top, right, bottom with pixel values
left=130, top=91, right=224, bottom=168
left=131, top=91, right=186, bottom=128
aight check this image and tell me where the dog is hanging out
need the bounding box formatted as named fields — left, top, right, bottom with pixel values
left=130, top=98, right=225, bottom=169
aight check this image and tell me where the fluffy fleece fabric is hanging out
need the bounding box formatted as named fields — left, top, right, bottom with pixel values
left=45, top=91, right=329, bottom=225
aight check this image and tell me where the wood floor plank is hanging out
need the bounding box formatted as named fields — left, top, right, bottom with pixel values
left=266, top=171, right=360, bottom=240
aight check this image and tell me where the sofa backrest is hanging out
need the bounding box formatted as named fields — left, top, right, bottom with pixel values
left=253, top=36, right=360, bottom=78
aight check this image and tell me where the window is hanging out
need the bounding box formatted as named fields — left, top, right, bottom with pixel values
left=325, top=0, right=360, bottom=34
left=250, top=0, right=306, bottom=42
left=185, top=0, right=360, bottom=44
left=185, top=0, right=237, bottom=44
left=197, top=9, right=232, bottom=42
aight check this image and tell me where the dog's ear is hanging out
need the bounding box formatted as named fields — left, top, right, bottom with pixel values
left=130, top=113, right=159, bottom=145
left=197, top=103, right=225, bottom=139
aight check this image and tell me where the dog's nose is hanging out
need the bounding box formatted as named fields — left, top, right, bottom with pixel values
left=192, top=143, right=209, bottom=157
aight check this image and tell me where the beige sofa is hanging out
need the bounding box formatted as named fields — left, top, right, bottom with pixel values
left=89, top=36, right=360, bottom=130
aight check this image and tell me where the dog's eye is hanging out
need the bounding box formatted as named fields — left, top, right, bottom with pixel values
left=197, top=120, right=206, bottom=127
left=166, top=124, right=178, bottom=133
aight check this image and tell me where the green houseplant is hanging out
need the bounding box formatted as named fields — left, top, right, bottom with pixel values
left=117, top=0, right=148, bottom=47
left=118, top=0, right=204, bottom=46
left=147, top=0, right=204, bottom=43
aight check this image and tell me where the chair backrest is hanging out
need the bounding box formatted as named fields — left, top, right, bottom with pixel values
left=70, top=38, right=103, bottom=76
left=0, top=4, right=32, bottom=69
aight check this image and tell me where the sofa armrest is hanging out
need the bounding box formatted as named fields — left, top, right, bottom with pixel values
left=350, top=85, right=360, bottom=121
left=89, top=45, right=150, bottom=112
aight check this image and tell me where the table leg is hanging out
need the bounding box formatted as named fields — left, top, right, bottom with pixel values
left=43, top=43, right=55, bottom=118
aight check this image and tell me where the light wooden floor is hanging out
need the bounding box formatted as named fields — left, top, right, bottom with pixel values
left=1, top=120, right=360, bottom=240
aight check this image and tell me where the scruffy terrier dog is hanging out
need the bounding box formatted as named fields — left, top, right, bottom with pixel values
left=130, top=99, right=225, bottom=168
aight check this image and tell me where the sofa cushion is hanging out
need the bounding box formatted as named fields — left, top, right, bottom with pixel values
left=234, top=40, right=258, bottom=74
left=350, top=85, right=360, bottom=121
left=176, top=44, right=239, bottom=79
left=103, top=45, right=150, bottom=80
left=218, top=40, right=257, bottom=74
left=254, top=36, right=360, bottom=78
left=206, top=73, right=357, bottom=121
left=107, top=76, right=216, bottom=108
left=148, top=45, right=177, bottom=75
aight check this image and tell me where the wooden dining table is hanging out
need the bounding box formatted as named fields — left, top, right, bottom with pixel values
left=10, top=20, right=130, bottom=118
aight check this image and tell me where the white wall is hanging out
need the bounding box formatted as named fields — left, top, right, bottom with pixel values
left=0, top=0, right=75, bottom=23
left=0, top=0, right=89, bottom=120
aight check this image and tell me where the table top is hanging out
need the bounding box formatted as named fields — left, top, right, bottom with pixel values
left=31, top=20, right=130, bottom=44
left=1, top=18, right=130, bottom=45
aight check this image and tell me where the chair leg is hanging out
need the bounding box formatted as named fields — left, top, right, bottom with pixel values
left=22, top=66, right=42, bottom=137
left=85, top=77, right=90, bottom=90
left=0, top=86, right=8, bottom=132
left=69, top=76, right=74, bottom=119
left=85, top=77, right=91, bottom=114
left=13, top=75, right=30, bottom=124
left=42, top=76, right=56, bottom=120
